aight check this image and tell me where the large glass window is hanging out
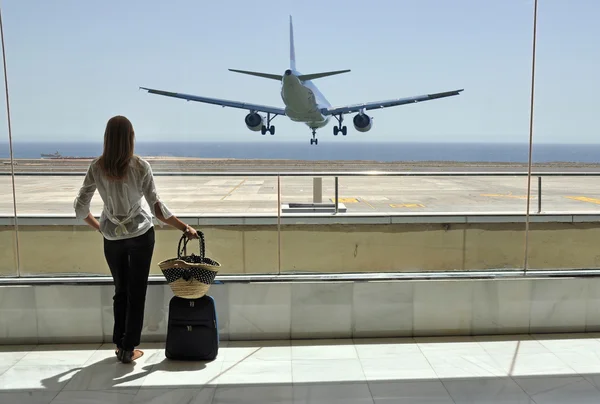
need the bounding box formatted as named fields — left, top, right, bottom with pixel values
left=527, top=1, right=600, bottom=271
left=0, top=138, right=18, bottom=277
left=0, top=11, right=17, bottom=277
left=2, top=1, right=579, bottom=277
left=278, top=1, right=535, bottom=273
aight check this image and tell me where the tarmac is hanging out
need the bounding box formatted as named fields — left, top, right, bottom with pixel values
left=4, top=157, right=600, bottom=173
left=2, top=159, right=600, bottom=215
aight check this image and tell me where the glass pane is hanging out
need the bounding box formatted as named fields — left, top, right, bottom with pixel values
left=11, top=165, right=279, bottom=276
left=527, top=2, right=600, bottom=270
left=4, top=2, right=282, bottom=276
left=0, top=53, right=17, bottom=276
left=13, top=224, right=279, bottom=277
left=5, top=1, right=536, bottom=277
left=0, top=167, right=17, bottom=277
left=279, top=0, right=535, bottom=274
left=280, top=175, right=530, bottom=274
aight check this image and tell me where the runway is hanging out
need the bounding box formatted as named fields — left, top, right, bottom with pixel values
left=4, top=157, right=600, bottom=174
left=2, top=159, right=600, bottom=215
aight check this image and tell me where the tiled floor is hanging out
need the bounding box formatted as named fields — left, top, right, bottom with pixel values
left=2, top=334, right=600, bottom=403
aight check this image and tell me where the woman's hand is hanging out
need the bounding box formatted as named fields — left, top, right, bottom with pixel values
left=184, top=225, right=199, bottom=239
left=84, top=213, right=100, bottom=231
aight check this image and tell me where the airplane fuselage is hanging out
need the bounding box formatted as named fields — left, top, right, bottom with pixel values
left=280, top=69, right=330, bottom=130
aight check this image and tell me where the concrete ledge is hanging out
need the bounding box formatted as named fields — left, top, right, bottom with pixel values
left=1, top=276, right=599, bottom=344
left=1, top=211, right=599, bottom=226
left=3, top=269, right=600, bottom=285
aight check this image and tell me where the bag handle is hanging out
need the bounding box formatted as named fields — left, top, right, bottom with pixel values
left=177, top=230, right=205, bottom=259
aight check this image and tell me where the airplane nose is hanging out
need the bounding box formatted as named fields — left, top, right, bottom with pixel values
left=285, top=69, right=292, bottom=76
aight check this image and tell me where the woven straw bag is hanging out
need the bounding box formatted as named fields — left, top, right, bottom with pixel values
left=159, top=231, right=220, bottom=299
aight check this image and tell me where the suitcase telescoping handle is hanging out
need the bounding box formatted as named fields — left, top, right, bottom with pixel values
left=177, top=230, right=206, bottom=259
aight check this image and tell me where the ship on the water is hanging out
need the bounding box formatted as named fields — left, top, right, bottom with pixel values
left=41, top=151, right=61, bottom=159
left=40, top=151, right=94, bottom=159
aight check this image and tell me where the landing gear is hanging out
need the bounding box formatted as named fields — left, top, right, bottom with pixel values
left=310, top=128, right=319, bottom=145
left=261, top=112, right=277, bottom=135
left=333, top=114, right=347, bottom=136
left=261, top=125, right=275, bottom=135
left=333, top=126, right=347, bottom=136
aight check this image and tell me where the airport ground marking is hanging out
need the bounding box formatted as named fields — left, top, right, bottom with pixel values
left=221, top=178, right=247, bottom=200
left=360, top=198, right=376, bottom=210
left=480, top=192, right=531, bottom=200
left=330, top=198, right=358, bottom=203
left=566, top=196, right=600, bottom=205
left=389, top=203, right=425, bottom=208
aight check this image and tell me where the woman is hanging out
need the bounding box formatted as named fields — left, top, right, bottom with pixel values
left=74, top=115, right=198, bottom=364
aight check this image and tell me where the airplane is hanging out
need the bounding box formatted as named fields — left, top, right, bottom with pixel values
left=140, top=16, right=463, bottom=146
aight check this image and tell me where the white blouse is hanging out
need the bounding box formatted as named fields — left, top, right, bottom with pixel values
left=74, top=156, right=172, bottom=240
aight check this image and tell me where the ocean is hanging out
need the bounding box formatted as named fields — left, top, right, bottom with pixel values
left=2, top=141, right=600, bottom=163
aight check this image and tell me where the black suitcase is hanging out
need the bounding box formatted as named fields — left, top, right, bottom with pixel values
left=165, top=295, right=219, bottom=361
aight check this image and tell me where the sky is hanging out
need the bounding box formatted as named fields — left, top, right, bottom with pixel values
left=0, top=0, right=598, bottom=144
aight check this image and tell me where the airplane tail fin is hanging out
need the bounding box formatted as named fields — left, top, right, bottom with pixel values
left=298, top=70, right=350, bottom=81
left=290, top=15, right=296, bottom=71
left=229, top=17, right=349, bottom=82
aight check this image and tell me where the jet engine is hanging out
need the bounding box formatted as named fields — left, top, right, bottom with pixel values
left=353, top=113, right=372, bottom=132
left=245, top=113, right=264, bottom=131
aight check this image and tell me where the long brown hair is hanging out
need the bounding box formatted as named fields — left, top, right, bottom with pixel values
left=98, top=115, right=135, bottom=180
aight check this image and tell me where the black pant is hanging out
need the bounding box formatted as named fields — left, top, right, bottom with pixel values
left=103, top=227, right=155, bottom=350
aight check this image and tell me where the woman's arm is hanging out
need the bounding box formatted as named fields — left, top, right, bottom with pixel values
left=140, top=160, right=198, bottom=238
left=74, top=164, right=98, bottom=229
left=84, top=213, right=100, bottom=231
left=153, top=202, right=198, bottom=238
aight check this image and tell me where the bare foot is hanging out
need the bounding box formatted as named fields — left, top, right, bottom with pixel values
left=120, top=349, right=144, bottom=363
left=132, top=349, right=144, bottom=361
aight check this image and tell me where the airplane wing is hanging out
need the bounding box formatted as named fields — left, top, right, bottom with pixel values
left=323, top=89, right=464, bottom=116
left=139, top=87, right=286, bottom=115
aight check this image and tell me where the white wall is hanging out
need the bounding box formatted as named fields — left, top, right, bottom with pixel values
left=1, top=277, right=599, bottom=344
